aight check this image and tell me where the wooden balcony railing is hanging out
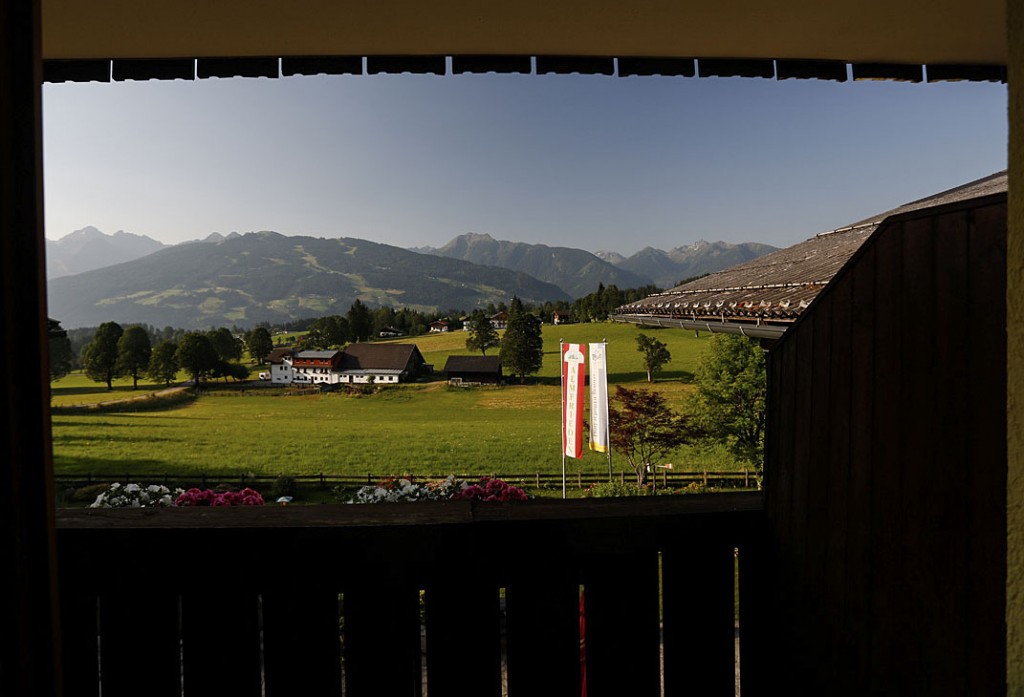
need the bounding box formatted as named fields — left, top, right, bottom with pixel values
left=56, top=493, right=764, bottom=697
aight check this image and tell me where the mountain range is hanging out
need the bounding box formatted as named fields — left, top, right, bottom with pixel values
left=411, top=233, right=651, bottom=299
left=417, top=233, right=780, bottom=292
left=47, top=231, right=569, bottom=329
left=45, top=227, right=779, bottom=329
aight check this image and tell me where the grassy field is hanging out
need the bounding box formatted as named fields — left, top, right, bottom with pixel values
left=51, top=323, right=737, bottom=482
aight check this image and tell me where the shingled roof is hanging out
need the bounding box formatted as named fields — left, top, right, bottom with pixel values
left=613, top=170, right=1007, bottom=339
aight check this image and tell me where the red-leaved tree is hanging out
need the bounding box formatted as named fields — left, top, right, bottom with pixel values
left=608, top=385, right=698, bottom=486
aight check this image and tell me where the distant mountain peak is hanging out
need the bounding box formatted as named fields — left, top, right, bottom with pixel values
left=46, top=226, right=168, bottom=279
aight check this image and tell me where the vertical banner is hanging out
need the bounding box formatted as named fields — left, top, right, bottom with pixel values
left=588, top=342, right=609, bottom=453
left=562, top=343, right=587, bottom=459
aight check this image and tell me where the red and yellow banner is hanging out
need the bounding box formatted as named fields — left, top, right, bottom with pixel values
left=562, top=343, right=587, bottom=459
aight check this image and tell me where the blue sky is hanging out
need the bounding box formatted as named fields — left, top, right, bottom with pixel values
left=42, top=70, right=1007, bottom=254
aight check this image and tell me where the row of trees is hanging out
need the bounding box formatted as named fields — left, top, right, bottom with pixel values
left=78, top=322, right=264, bottom=390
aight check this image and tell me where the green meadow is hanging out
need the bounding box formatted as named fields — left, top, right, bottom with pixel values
left=51, top=323, right=738, bottom=481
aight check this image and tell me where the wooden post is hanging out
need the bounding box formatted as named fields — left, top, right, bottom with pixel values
left=0, top=0, right=60, bottom=692
left=577, top=472, right=582, bottom=489
left=536, top=473, right=540, bottom=488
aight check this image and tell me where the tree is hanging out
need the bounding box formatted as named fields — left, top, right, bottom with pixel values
left=465, top=310, right=500, bottom=355
left=207, top=327, right=242, bottom=362
left=302, top=315, right=349, bottom=350
left=148, top=340, right=179, bottom=386
left=82, top=321, right=124, bottom=390
left=115, top=325, right=152, bottom=390
left=690, top=334, right=767, bottom=469
left=245, top=327, right=273, bottom=364
left=48, top=319, right=74, bottom=381
left=635, top=333, right=672, bottom=382
left=499, top=296, right=543, bottom=383
left=608, top=385, right=697, bottom=486
left=175, top=332, right=219, bottom=389
left=347, top=300, right=373, bottom=342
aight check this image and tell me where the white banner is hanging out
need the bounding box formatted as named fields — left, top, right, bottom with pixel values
left=589, top=342, right=609, bottom=453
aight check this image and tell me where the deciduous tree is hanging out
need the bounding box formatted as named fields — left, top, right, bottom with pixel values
left=465, top=310, right=500, bottom=355
left=608, top=385, right=697, bottom=486
left=302, top=316, right=349, bottom=350
left=82, top=321, right=124, bottom=390
left=245, top=327, right=273, bottom=364
left=175, top=332, right=219, bottom=390
left=116, top=325, right=152, bottom=389
left=207, top=327, right=242, bottom=362
left=635, top=333, right=672, bottom=382
left=48, top=319, right=74, bottom=381
left=148, top=340, right=179, bottom=386
left=691, top=334, right=767, bottom=469
left=499, top=296, right=543, bottom=383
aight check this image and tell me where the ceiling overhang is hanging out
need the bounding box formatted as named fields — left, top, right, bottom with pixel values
left=42, top=0, right=1006, bottom=66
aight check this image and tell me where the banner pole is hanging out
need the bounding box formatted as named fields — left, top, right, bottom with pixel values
left=560, top=339, right=566, bottom=499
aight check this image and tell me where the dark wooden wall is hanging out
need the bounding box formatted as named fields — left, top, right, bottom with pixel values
left=761, top=194, right=1008, bottom=695
left=0, top=0, right=62, bottom=694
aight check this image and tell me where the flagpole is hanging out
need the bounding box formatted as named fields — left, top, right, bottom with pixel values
left=560, top=338, right=566, bottom=499
left=604, top=338, right=612, bottom=482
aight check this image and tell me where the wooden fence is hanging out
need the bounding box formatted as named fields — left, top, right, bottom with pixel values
left=54, top=469, right=759, bottom=493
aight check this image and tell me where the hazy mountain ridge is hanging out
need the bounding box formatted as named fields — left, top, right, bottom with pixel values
left=420, top=233, right=780, bottom=295
left=47, top=231, right=570, bottom=329
left=46, top=226, right=168, bottom=278
left=420, top=232, right=651, bottom=299
left=615, top=240, right=781, bottom=288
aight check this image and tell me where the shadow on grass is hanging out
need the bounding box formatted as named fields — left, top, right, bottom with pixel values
left=608, top=369, right=695, bottom=384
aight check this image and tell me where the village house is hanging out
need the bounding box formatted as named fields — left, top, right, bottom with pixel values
left=428, top=320, right=450, bottom=333
left=443, top=355, right=503, bottom=385
left=552, top=310, right=573, bottom=325
left=272, top=343, right=429, bottom=385
left=490, top=311, right=509, bottom=329
left=265, top=347, right=296, bottom=384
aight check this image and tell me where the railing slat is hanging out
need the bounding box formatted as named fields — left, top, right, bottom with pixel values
left=100, top=589, right=180, bottom=697
left=181, top=591, right=261, bottom=697
left=262, top=588, right=342, bottom=696
left=505, top=556, right=581, bottom=696
left=59, top=585, right=99, bottom=697
left=662, top=542, right=735, bottom=696
left=344, top=577, right=422, bottom=697
left=425, top=573, right=502, bottom=696
left=582, top=552, right=661, bottom=697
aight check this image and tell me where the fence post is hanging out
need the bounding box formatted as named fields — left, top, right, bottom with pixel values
left=201, top=472, right=206, bottom=488
left=703, top=470, right=708, bottom=486
left=535, top=473, right=540, bottom=489
left=620, top=472, right=625, bottom=485
left=744, top=468, right=749, bottom=488
left=367, top=472, right=372, bottom=485
left=319, top=472, right=326, bottom=489
left=577, top=472, right=582, bottom=489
